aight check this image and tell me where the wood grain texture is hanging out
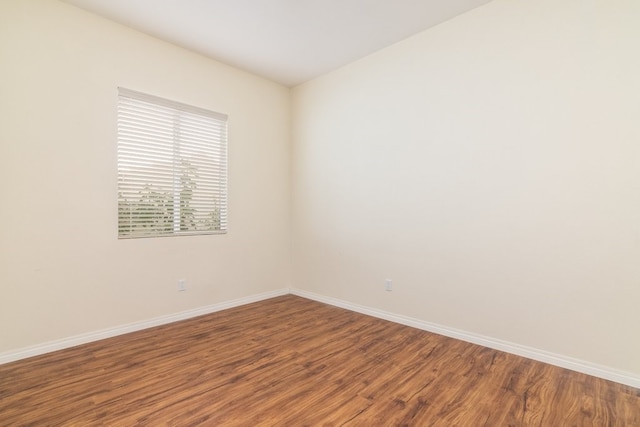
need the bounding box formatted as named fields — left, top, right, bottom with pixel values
left=1, top=295, right=639, bottom=426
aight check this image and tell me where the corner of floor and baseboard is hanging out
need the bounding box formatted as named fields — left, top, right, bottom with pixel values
left=2, top=286, right=639, bottom=390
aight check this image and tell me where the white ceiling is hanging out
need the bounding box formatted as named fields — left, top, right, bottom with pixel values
left=62, top=0, right=493, bottom=87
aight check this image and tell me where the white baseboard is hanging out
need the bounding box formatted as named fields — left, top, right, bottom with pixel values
left=0, top=288, right=289, bottom=365
left=3, top=287, right=639, bottom=389
left=290, top=288, right=640, bottom=389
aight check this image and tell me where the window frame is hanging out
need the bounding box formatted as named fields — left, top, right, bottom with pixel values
left=116, top=88, right=228, bottom=239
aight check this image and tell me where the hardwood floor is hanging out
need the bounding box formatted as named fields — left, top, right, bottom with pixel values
left=1, top=295, right=639, bottom=426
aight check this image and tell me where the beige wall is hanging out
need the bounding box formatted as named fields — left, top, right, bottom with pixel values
left=0, top=0, right=291, bottom=352
left=292, top=0, right=640, bottom=376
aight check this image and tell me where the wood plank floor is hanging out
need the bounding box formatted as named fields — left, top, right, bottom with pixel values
left=1, top=295, right=639, bottom=426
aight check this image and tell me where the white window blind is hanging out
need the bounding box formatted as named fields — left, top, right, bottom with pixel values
left=117, top=88, right=228, bottom=238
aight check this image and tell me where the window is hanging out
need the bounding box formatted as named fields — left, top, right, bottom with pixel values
left=117, top=88, right=228, bottom=238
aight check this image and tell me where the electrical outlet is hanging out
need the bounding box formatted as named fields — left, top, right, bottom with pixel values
left=385, top=279, right=393, bottom=292
left=178, top=279, right=187, bottom=291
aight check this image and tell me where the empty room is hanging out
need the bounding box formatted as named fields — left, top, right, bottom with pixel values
left=1, top=0, right=639, bottom=425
